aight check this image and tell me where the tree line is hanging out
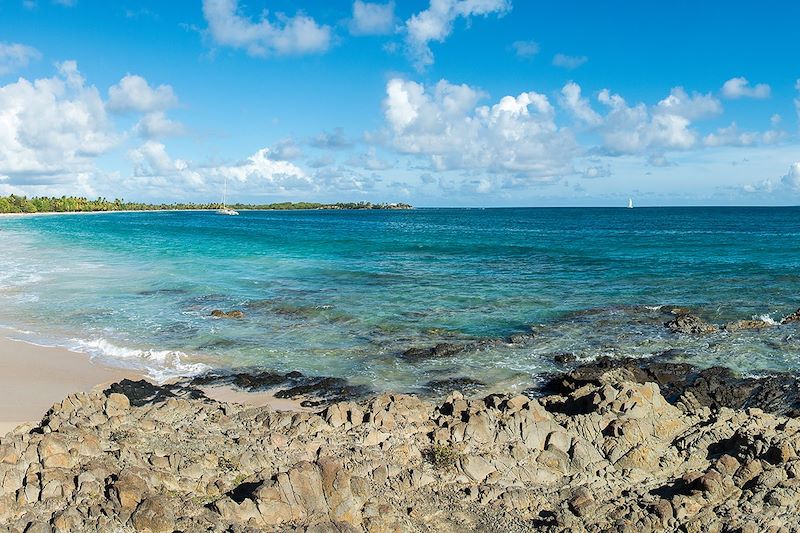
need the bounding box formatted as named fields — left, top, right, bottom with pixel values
left=0, top=195, right=412, bottom=214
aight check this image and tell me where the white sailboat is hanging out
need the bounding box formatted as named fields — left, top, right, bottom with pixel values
left=627, top=198, right=634, bottom=209
left=217, top=177, right=239, bottom=216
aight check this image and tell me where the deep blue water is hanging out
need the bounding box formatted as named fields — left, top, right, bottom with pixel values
left=1, top=207, right=799, bottom=392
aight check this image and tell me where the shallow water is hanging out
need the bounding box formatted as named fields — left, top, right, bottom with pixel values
left=0, top=207, right=798, bottom=392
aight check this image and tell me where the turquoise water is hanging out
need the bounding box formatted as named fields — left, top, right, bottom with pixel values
left=1, top=208, right=799, bottom=392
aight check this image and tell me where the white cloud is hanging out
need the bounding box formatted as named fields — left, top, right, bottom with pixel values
left=552, top=53, right=587, bottom=69
left=0, top=61, right=118, bottom=182
left=129, top=141, right=202, bottom=187
left=511, top=40, right=539, bottom=59
left=269, top=138, right=303, bottom=160
left=0, top=42, right=41, bottom=75
left=350, top=1, right=395, bottom=36
left=654, top=87, right=721, bottom=120
left=721, top=77, right=771, bottom=99
left=202, top=0, right=331, bottom=56
left=107, top=75, right=178, bottom=113
left=128, top=142, right=310, bottom=194
left=594, top=86, right=721, bottom=154
left=382, top=78, right=576, bottom=180
left=703, top=122, right=761, bottom=147
left=560, top=82, right=602, bottom=126
left=783, top=162, right=800, bottom=191
left=404, top=0, right=510, bottom=70
left=744, top=162, right=800, bottom=194
left=134, top=112, right=186, bottom=139
left=210, top=148, right=310, bottom=190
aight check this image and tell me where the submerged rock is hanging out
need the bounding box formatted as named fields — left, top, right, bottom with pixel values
left=210, top=309, right=245, bottom=319
left=665, top=313, right=719, bottom=334
left=424, top=377, right=485, bottom=395
left=723, top=319, right=774, bottom=331
left=401, top=342, right=466, bottom=360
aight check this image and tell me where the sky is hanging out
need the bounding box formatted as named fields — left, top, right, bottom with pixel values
left=0, top=0, right=799, bottom=207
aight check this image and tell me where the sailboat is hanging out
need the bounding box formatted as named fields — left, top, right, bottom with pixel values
left=627, top=198, right=634, bottom=209
left=217, top=176, right=239, bottom=216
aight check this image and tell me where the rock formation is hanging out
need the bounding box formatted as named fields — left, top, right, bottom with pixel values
left=3, top=367, right=800, bottom=532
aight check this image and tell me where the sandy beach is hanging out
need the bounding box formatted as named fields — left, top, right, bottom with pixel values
left=0, top=331, right=142, bottom=435
left=0, top=329, right=307, bottom=436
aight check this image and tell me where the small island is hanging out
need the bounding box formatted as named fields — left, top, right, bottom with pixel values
left=0, top=195, right=413, bottom=214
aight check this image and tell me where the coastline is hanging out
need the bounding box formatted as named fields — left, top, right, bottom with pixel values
left=0, top=331, right=142, bottom=435
left=0, top=329, right=308, bottom=436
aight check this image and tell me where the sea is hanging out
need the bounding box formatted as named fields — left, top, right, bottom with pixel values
left=1, top=207, right=799, bottom=393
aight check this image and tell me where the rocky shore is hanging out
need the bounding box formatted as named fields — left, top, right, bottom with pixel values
left=3, top=357, right=800, bottom=532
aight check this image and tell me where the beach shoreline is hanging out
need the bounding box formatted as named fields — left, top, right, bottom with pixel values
left=0, top=331, right=144, bottom=435
left=0, top=329, right=308, bottom=436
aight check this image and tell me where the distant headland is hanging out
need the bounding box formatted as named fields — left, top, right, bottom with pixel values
left=0, top=195, right=412, bottom=214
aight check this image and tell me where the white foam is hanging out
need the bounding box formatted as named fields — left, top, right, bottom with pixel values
left=69, top=337, right=210, bottom=383
left=753, top=314, right=780, bottom=326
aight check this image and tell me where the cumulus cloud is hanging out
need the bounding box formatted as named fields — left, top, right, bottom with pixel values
left=134, top=112, right=186, bottom=139
left=404, top=0, right=510, bottom=70
left=0, top=42, right=41, bottom=75
left=511, top=40, right=539, bottom=59
left=744, top=162, right=800, bottom=194
left=0, top=61, right=118, bottom=182
left=107, top=75, right=178, bottom=113
left=552, top=53, right=587, bottom=69
left=594, top=86, right=721, bottom=154
left=210, top=148, right=310, bottom=190
left=703, top=122, right=781, bottom=147
left=129, top=141, right=202, bottom=187
left=202, top=0, right=331, bottom=56
left=783, top=162, right=800, bottom=191
left=560, top=82, right=602, bottom=126
left=269, top=138, right=303, bottom=160
left=382, top=77, right=576, bottom=180
left=128, top=142, right=310, bottom=194
left=350, top=1, right=395, bottom=36
left=721, top=77, right=771, bottom=99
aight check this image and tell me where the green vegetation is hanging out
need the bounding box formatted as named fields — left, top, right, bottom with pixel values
left=426, top=444, right=460, bottom=469
left=0, top=195, right=412, bottom=214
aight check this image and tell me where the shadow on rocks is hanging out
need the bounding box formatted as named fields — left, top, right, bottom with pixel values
left=538, top=356, right=800, bottom=417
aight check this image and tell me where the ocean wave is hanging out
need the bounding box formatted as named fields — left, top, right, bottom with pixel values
left=68, top=337, right=210, bottom=383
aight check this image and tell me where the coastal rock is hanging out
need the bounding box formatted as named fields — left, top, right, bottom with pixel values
left=5, top=369, right=800, bottom=532
left=130, top=496, right=175, bottom=532
left=546, top=356, right=800, bottom=416
left=781, top=308, right=800, bottom=324
left=210, top=309, right=245, bottom=319
left=666, top=314, right=719, bottom=334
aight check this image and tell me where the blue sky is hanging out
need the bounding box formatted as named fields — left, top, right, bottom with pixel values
left=1, top=0, right=799, bottom=206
